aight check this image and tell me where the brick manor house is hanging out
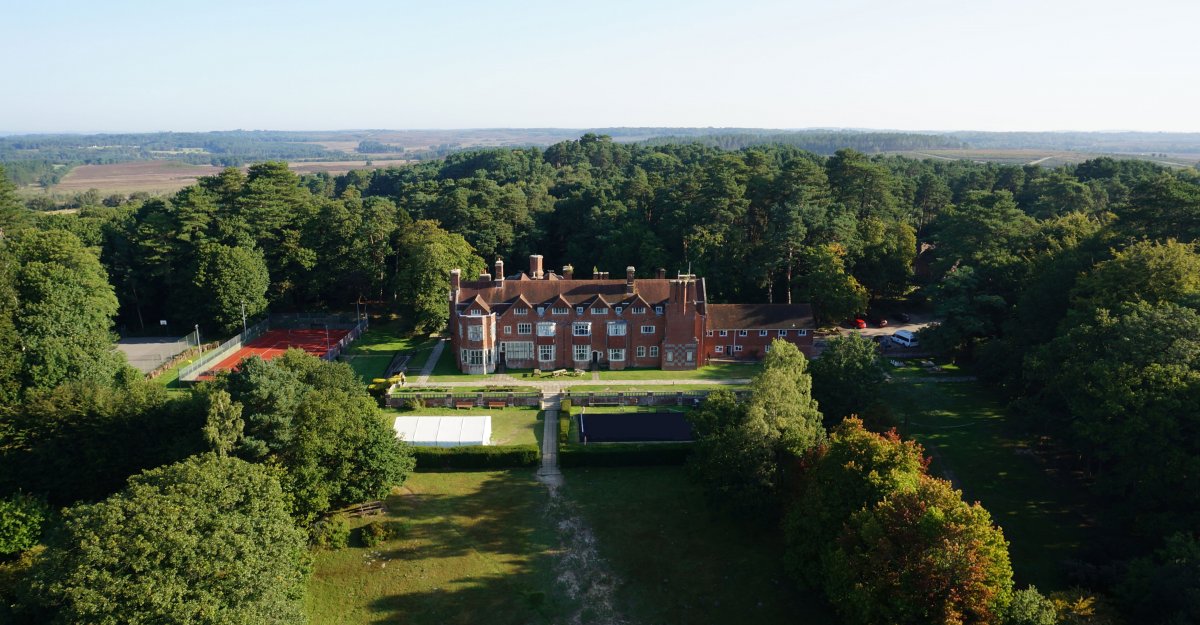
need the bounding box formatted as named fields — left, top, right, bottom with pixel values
left=449, top=255, right=815, bottom=374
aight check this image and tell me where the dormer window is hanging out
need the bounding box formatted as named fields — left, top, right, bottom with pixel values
left=536, top=306, right=544, bottom=316
left=654, top=305, right=663, bottom=315
left=576, top=306, right=584, bottom=315
left=615, top=306, right=623, bottom=315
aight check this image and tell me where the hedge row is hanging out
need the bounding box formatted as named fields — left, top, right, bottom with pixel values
left=559, top=442, right=693, bottom=467
left=413, top=444, right=540, bottom=470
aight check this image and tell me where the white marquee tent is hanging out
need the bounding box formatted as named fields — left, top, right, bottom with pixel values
left=392, top=416, right=493, bottom=447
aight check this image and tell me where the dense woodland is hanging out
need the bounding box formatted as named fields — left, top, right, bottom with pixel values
left=1, top=135, right=1200, bottom=623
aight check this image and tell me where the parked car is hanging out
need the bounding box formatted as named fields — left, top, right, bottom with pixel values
left=893, top=312, right=912, bottom=323
left=891, top=329, right=919, bottom=348
left=853, top=318, right=867, bottom=329
left=872, top=317, right=888, bottom=328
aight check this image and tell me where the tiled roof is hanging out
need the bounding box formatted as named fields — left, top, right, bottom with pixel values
left=705, top=304, right=813, bottom=330
left=456, top=279, right=674, bottom=307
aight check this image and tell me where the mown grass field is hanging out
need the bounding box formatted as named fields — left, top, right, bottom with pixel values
left=305, top=471, right=557, bottom=625
left=306, top=469, right=837, bottom=625
left=382, top=406, right=542, bottom=447
left=884, top=379, right=1096, bottom=589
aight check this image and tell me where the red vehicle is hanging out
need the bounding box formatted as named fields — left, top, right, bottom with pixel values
left=853, top=318, right=867, bottom=329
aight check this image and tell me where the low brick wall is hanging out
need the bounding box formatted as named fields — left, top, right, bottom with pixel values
left=385, top=392, right=542, bottom=409
left=564, top=389, right=750, bottom=407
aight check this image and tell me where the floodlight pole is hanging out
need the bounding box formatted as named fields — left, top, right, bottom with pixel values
left=241, top=301, right=247, bottom=336
left=195, top=324, right=201, bottom=351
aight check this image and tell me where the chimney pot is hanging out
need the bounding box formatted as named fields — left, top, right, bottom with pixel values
left=563, top=265, right=574, bottom=280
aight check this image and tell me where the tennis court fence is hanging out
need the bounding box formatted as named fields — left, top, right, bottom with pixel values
left=178, top=313, right=368, bottom=383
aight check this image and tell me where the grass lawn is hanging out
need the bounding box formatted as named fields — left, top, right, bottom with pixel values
left=563, top=467, right=837, bottom=624
left=343, top=323, right=440, bottom=384
left=883, top=380, right=1096, bottom=589
left=150, top=359, right=190, bottom=397
left=383, top=406, right=542, bottom=447
left=564, top=383, right=747, bottom=392
left=306, top=470, right=557, bottom=625
left=308, top=468, right=838, bottom=625
left=596, top=362, right=762, bottom=380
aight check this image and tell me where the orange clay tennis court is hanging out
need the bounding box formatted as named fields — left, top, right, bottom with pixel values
left=198, top=328, right=354, bottom=379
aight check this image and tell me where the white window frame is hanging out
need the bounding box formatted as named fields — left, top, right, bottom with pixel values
left=514, top=307, right=528, bottom=315
left=607, top=321, right=627, bottom=336
left=504, top=325, right=512, bottom=335
left=608, top=348, right=625, bottom=362
left=649, top=346, right=659, bottom=357
left=715, top=345, right=724, bottom=354
left=615, top=306, right=623, bottom=315
left=685, top=350, right=694, bottom=362
left=666, top=351, right=674, bottom=362
left=517, top=323, right=532, bottom=335
left=576, top=306, right=585, bottom=315
left=632, top=306, right=646, bottom=315
left=778, top=330, right=788, bottom=337
left=573, top=345, right=590, bottom=361
left=641, top=325, right=655, bottom=334
left=705, top=330, right=713, bottom=337
left=797, top=329, right=808, bottom=336
left=538, top=345, right=555, bottom=362
left=591, top=306, right=608, bottom=315
left=655, top=305, right=663, bottom=315
left=536, top=322, right=556, bottom=337
left=501, top=341, right=533, bottom=360
left=470, top=308, right=483, bottom=316
left=466, top=349, right=484, bottom=366
left=636, top=346, right=646, bottom=357
left=739, top=330, right=748, bottom=337
left=552, top=306, right=569, bottom=315
left=734, top=345, right=743, bottom=353
left=719, top=330, right=728, bottom=337
left=467, top=325, right=483, bottom=341
left=572, top=322, right=591, bottom=336
left=759, top=330, right=768, bottom=337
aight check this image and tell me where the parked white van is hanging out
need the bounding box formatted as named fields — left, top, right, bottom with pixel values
left=891, top=330, right=919, bottom=348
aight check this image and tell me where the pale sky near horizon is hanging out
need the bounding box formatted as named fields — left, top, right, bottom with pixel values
left=3, top=0, right=1198, bottom=133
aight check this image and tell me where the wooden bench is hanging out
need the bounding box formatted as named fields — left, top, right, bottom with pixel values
left=486, top=400, right=507, bottom=409
left=454, top=401, right=475, bottom=409
left=344, top=501, right=387, bottom=518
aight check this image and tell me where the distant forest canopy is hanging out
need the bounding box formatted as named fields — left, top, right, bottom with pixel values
left=7, top=128, right=1200, bottom=187
left=947, top=130, right=1200, bottom=153
left=640, top=131, right=967, bottom=153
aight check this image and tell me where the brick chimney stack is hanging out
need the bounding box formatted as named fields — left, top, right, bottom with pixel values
left=626, top=266, right=636, bottom=294
left=479, top=271, right=491, bottom=282
left=656, top=268, right=666, bottom=279
left=494, top=259, right=504, bottom=283
left=450, top=269, right=461, bottom=291
left=529, top=254, right=544, bottom=280
left=563, top=265, right=574, bottom=280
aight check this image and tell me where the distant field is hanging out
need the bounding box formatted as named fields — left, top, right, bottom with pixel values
left=37, top=159, right=413, bottom=196
left=51, top=161, right=222, bottom=194
left=892, top=148, right=1199, bottom=168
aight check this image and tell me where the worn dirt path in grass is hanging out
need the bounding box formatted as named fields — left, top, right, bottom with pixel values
left=537, top=398, right=627, bottom=625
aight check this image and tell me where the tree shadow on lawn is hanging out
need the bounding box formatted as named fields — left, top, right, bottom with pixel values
left=365, top=471, right=569, bottom=625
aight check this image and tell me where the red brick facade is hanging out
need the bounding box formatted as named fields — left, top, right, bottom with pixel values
left=449, top=256, right=814, bottom=373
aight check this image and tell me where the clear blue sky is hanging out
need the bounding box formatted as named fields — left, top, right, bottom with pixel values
left=3, top=0, right=1197, bottom=133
